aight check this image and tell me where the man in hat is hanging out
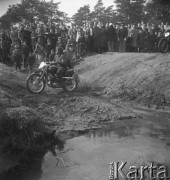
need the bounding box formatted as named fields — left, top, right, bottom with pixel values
left=118, top=23, right=128, bottom=52
left=85, top=22, right=95, bottom=53
left=106, top=23, right=116, bottom=52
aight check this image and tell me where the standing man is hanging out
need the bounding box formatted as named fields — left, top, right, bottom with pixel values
left=48, top=28, right=57, bottom=52
left=106, top=23, right=116, bottom=52
left=93, top=22, right=101, bottom=53
left=85, top=22, right=95, bottom=53
left=1, top=29, right=9, bottom=64
left=118, top=23, right=128, bottom=52
left=68, top=23, right=74, bottom=39
left=128, top=24, right=139, bottom=52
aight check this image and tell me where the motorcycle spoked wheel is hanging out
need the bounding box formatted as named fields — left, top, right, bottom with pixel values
left=26, top=73, right=46, bottom=94
left=158, top=39, right=169, bottom=53
left=62, top=74, right=79, bottom=92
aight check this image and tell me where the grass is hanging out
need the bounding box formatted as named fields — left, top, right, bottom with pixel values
left=0, top=106, right=57, bottom=155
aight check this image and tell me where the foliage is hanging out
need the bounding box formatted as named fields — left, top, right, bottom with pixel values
left=72, top=0, right=170, bottom=26
left=0, top=0, right=64, bottom=28
left=1, top=0, right=170, bottom=28
left=72, top=0, right=116, bottom=25
left=104, top=5, right=116, bottom=24
left=144, top=0, right=170, bottom=24
left=93, top=0, right=105, bottom=22
left=0, top=107, right=53, bottom=153
left=114, top=0, right=146, bottom=24
left=72, top=5, right=91, bottom=27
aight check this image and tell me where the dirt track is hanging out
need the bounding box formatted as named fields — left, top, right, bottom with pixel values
left=1, top=52, right=170, bottom=134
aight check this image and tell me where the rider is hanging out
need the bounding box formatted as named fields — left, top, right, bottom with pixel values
left=51, top=45, right=73, bottom=83
left=56, top=46, right=72, bottom=81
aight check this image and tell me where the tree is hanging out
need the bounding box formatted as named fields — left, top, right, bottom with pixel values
left=93, top=0, right=105, bottom=22
left=38, top=0, right=63, bottom=23
left=72, top=5, right=91, bottom=26
left=103, top=5, right=117, bottom=24
left=144, top=0, right=170, bottom=24
left=61, top=13, right=70, bottom=24
left=0, top=0, right=64, bottom=28
left=114, top=0, right=146, bottom=24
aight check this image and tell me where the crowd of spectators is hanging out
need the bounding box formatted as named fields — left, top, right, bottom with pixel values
left=0, top=20, right=169, bottom=71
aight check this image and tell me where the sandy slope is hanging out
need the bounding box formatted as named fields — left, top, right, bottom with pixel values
left=76, top=52, right=170, bottom=107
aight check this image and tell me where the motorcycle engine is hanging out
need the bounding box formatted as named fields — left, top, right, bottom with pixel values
left=47, top=65, right=58, bottom=85
left=48, top=65, right=58, bottom=75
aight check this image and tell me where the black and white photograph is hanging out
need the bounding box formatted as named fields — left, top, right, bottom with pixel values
left=0, top=0, right=170, bottom=179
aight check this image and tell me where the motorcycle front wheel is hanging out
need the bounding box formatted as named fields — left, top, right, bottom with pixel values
left=62, top=74, right=79, bottom=92
left=158, top=39, right=169, bottom=53
left=26, top=73, right=46, bottom=94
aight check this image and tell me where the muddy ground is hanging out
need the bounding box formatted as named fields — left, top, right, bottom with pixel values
left=0, top=55, right=141, bottom=133
left=1, top=52, right=170, bottom=138
left=0, top=52, right=170, bottom=176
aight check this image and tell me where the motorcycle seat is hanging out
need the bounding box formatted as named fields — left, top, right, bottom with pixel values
left=50, top=62, right=57, bottom=66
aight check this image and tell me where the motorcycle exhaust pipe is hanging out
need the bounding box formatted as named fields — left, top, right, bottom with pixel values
left=62, top=77, right=74, bottom=80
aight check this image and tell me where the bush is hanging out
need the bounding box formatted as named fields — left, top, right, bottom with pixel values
left=0, top=106, right=55, bottom=154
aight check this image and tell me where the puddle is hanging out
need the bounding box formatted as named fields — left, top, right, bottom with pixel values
left=1, top=109, right=170, bottom=180
left=40, top=110, right=170, bottom=180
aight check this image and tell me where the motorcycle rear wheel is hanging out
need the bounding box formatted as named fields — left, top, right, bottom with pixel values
left=158, top=39, right=169, bottom=53
left=63, top=74, right=79, bottom=92
left=26, top=73, right=46, bottom=94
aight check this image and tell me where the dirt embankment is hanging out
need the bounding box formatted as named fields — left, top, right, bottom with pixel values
left=76, top=52, right=170, bottom=107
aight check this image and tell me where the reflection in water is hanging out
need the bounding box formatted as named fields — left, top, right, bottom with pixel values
left=0, top=139, right=65, bottom=180
left=86, top=119, right=140, bottom=139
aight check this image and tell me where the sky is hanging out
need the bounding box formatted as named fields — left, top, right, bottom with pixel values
left=0, top=0, right=116, bottom=17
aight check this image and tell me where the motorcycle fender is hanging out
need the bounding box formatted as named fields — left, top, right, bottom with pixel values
left=161, top=38, right=168, bottom=41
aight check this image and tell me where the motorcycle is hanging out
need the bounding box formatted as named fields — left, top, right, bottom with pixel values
left=158, top=29, right=170, bottom=53
left=26, top=62, right=80, bottom=94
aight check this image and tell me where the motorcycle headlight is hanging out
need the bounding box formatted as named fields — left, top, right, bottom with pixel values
left=39, top=62, right=45, bottom=69
left=165, top=32, right=170, bottom=37
left=39, top=62, right=47, bottom=70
